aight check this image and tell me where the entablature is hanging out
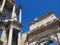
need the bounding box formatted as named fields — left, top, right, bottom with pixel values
left=28, top=25, right=60, bottom=43
left=26, top=19, right=60, bottom=43
left=0, top=21, right=23, bottom=31
left=29, top=19, right=60, bottom=35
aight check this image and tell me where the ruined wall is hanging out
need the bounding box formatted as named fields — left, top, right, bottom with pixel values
left=30, top=14, right=57, bottom=30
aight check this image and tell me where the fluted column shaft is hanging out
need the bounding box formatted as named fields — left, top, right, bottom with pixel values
left=19, top=9, right=22, bottom=23
left=8, top=26, right=13, bottom=45
left=0, top=0, right=6, bottom=12
left=18, top=32, right=22, bottom=45
left=11, top=5, right=17, bottom=21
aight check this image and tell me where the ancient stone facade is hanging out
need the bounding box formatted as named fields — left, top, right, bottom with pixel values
left=0, top=0, right=23, bottom=45
left=23, top=11, right=60, bottom=45
left=0, top=0, right=60, bottom=45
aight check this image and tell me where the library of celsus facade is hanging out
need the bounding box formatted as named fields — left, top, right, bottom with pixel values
left=0, top=0, right=23, bottom=45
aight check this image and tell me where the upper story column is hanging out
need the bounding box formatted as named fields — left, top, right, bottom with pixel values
left=0, top=0, right=6, bottom=12
left=17, top=6, right=23, bottom=45
left=11, top=4, right=17, bottom=21
left=19, top=6, right=23, bottom=23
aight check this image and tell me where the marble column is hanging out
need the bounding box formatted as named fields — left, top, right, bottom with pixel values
left=8, top=26, right=13, bottom=45
left=18, top=32, right=22, bottom=45
left=12, top=5, right=16, bottom=18
left=11, top=5, right=17, bottom=21
left=0, top=0, right=6, bottom=12
left=19, top=9, right=22, bottom=23
left=1, top=30, right=7, bottom=45
left=55, top=33, right=60, bottom=45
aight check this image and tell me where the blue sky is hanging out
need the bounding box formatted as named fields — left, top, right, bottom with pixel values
left=16, top=0, right=60, bottom=33
left=16, top=0, right=60, bottom=45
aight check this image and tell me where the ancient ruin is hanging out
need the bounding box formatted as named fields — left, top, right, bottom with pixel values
left=23, top=11, right=60, bottom=45
left=0, top=0, right=60, bottom=45
left=0, top=0, right=23, bottom=45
